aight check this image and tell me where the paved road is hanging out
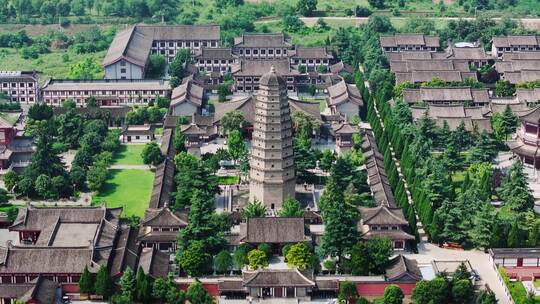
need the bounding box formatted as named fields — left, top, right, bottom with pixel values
left=404, top=243, right=510, bottom=303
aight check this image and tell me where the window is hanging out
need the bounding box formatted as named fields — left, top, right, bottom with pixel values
left=269, top=49, right=274, bottom=55
left=120, top=61, right=126, bottom=66
left=169, top=42, right=174, bottom=47
left=2, top=83, right=6, bottom=87
left=253, top=49, right=259, bottom=55
left=19, top=83, right=25, bottom=87
left=135, top=136, right=140, bottom=140
left=121, top=68, right=126, bottom=73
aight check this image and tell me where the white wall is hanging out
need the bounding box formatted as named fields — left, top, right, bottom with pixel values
left=105, top=60, right=144, bottom=79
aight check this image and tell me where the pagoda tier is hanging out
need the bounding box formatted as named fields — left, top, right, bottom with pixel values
left=249, top=66, right=296, bottom=210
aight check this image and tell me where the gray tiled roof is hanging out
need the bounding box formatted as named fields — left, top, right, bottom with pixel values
left=380, top=34, right=439, bottom=48
left=386, top=255, right=422, bottom=281
left=234, top=33, right=291, bottom=48
left=492, top=35, right=540, bottom=47
left=138, top=247, right=170, bottom=279
left=244, top=217, right=309, bottom=243
left=103, top=25, right=220, bottom=67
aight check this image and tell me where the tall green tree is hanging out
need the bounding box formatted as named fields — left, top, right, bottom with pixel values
left=178, top=189, right=226, bottom=254
left=119, top=267, right=135, bottom=300
left=338, top=281, right=358, bottom=304
left=135, top=267, right=152, bottom=304
left=500, top=105, right=518, bottom=140
left=320, top=177, right=358, bottom=269
left=79, top=265, right=94, bottom=294
left=186, top=280, right=214, bottom=304
left=470, top=203, right=496, bottom=250
left=141, top=142, right=164, bottom=166
left=499, top=161, right=534, bottom=212
left=220, top=111, right=245, bottom=135
left=227, top=130, right=247, bottom=164
left=94, top=265, right=113, bottom=299
left=248, top=249, right=268, bottom=270
left=279, top=197, right=304, bottom=217
left=215, top=250, right=233, bottom=274
left=383, top=285, right=404, bottom=304
left=286, top=243, right=313, bottom=270
left=242, top=200, right=267, bottom=219
left=178, top=241, right=213, bottom=277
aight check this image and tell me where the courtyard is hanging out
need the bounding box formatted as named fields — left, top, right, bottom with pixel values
left=92, top=169, right=154, bottom=217
left=111, top=144, right=146, bottom=165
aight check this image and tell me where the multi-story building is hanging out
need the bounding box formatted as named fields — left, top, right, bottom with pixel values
left=0, top=71, right=39, bottom=103
left=41, top=79, right=170, bottom=106
left=380, top=34, right=440, bottom=53
left=233, top=33, right=292, bottom=60
left=290, top=47, right=333, bottom=72
left=491, top=35, right=540, bottom=58
left=194, top=48, right=238, bottom=74
left=232, top=59, right=299, bottom=92
left=103, top=25, right=221, bottom=79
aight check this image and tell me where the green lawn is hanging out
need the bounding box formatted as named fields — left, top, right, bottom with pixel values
left=92, top=169, right=154, bottom=217
left=218, top=175, right=240, bottom=185
left=508, top=281, right=540, bottom=304
left=112, top=144, right=146, bottom=165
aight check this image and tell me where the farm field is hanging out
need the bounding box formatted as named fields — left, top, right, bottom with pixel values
left=0, top=48, right=106, bottom=81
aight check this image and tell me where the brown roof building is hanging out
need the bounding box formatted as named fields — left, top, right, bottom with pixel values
left=358, top=205, right=415, bottom=250
left=232, top=59, right=299, bottom=92
left=385, top=255, right=423, bottom=282
left=491, top=35, right=540, bottom=58
left=326, top=80, right=363, bottom=122
left=395, top=70, right=478, bottom=85
left=138, top=207, right=188, bottom=252
left=41, top=79, right=170, bottom=107
left=380, top=34, right=440, bottom=53
left=194, top=47, right=238, bottom=75
left=360, top=130, right=414, bottom=250
left=361, top=130, right=395, bottom=207
left=290, top=47, right=333, bottom=72
left=402, top=87, right=490, bottom=106
left=103, top=24, right=221, bottom=79
left=3, top=205, right=138, bottom=284
left=138, top=247, right=171, bottom=279
left=410, top=104, right=492, bottom=132
left=170, top=79, right=204, bottom=117
left=0, top=275, right=58, bottom=304
left=233, top=33, right=292, bottom=60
